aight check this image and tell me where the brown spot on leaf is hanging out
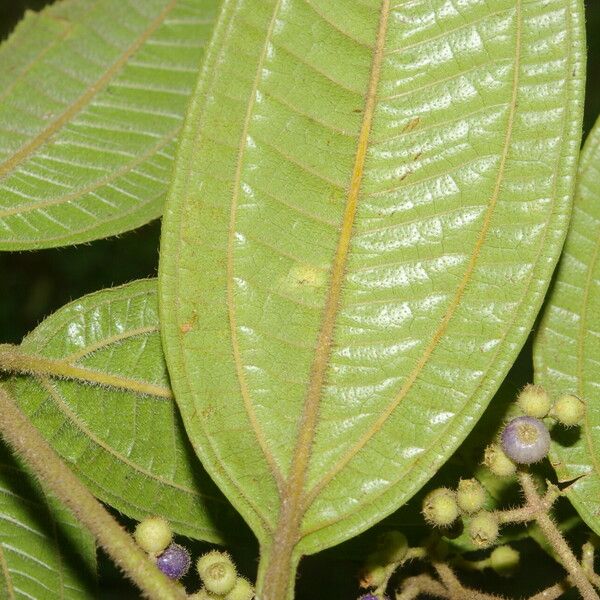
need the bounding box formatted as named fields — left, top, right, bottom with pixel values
left=402, top=116, right=420, bottom=133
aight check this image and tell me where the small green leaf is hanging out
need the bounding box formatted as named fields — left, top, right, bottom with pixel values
left=0, top=0, right=219, bottom=250
left=6, top=280, right=247, bottom=543
left=534, top=116, right=600, bottom=537
left=0, top=440, right=96, bottom=599
left=159, top=0, right=585, bottom=595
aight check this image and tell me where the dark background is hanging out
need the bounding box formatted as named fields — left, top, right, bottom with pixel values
left=0, top=2, right=599, bottom=598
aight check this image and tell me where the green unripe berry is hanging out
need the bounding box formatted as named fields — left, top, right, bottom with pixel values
left=224, top=577, right=254, bottom=600
left=483, top=443, right=516, bottom=477
left=376, top=531, right=408, bottom=563
left=552, top=394, right=585, bottom=427
left=422, top=488, right=459, bottom=527
left=456, top=478, right=486, bottom=514
left=197, top=551, right=237, bottom=595
left=133, top=516, right=172, bottom=555
left=468, top=512, right=499, bottom=548
left=490, top=545, right=519, bottom=577
left=517, top=384, right=552, bottom=418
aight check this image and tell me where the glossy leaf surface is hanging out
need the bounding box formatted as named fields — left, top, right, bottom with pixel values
left=534, top=117, right=600, bottom=536
left=6, top=280, right=246, bottom=543
left=0, top=0, right=218, bottom=250
left=159, top=0, right=585, bottom=595
left=0, top=441, right=96, bottom=599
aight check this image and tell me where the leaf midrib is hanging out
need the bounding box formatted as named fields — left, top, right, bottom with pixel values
left=2, top=348, right=172, bottom=399
left=0, top=0, right=177, bottom=181
left=302, top=0, right=524, bottom=510
left=287, top=0, right=390, bottom=507
left=257, top=8, right=389, bottom=590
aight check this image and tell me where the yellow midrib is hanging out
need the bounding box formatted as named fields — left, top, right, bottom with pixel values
left=0, top=128, right=177, bottom=219
left=0, top=0, right=177, bottom=180
left=280, top=0, right=390, bottom=538
left=258, top=5, right=391, bottom=596
left=303, top=0, right=524, bottom=508
left=0, top=347, right=172, bottom=399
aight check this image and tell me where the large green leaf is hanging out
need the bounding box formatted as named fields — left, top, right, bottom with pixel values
left=158, top=0, right=585, bottom=596
left=0, top=0, right=218, bottom=250
left=5, top=280, right=247, bottom=543
left=534, top=116, right=600, bottom=537
left=0, top=441, right=96, bottom=599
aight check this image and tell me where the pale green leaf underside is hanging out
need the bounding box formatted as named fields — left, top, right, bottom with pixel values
left=159, top=0, right=585, bottom=563
left=7, top=280, right=245, bottom=542
left=534, top=117, right=600, bottom=536
left=0, top=442, right=96, bottom=599
left=0, top=0, right=218, bottom=250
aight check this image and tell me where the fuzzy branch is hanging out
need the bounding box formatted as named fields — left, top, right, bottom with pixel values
left=0, top=384, right=186, bottom=600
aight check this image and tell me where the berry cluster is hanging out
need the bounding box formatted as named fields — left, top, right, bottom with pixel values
left=192, top=551, right=253, bottom=600
left=422, top=478, right=499, bottom=549
left=133, top=516, right=191, bottom=580
left=356, top=385, right=597, bottom=600
left=489, top=385, right=585, bottom=473
left=132, top=517, right=254, bottom=599
left=517, top=385, right=585, bottom=427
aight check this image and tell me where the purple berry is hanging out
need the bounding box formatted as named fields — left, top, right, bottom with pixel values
left=156, top=543, right=190, bottom=580
left=501, top=416, right=550, bottom=465
left=358, top=595, right=387, bottom=600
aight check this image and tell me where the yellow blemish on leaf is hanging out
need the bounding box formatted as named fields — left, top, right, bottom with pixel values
left=285, top=263, right=326, bottom=290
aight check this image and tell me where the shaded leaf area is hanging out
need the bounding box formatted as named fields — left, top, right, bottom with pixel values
left=0, top=440, right=97, bottom=599
left=534, top=116, right=600, bottom=537
left=5, top=280, right=250, bottom=543
left=159, top=1, right=585, bottom=591
left=0, top=0, right=219, bottom=250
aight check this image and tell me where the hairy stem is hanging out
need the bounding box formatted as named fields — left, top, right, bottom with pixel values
left=494, top=485, right=559, bottom=524
left=396, top=574, right=447, bottom=599
left=0, top=385, right=186, bottom=600
left=527, top=580, right=569, bottom=600
left=519, top=472, right=598, bottom=600
left=450, top=554, right=490, bottom=572
left=431, top=561, right=504, bottom=600
left=583, top=539, right=600, bottom=590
